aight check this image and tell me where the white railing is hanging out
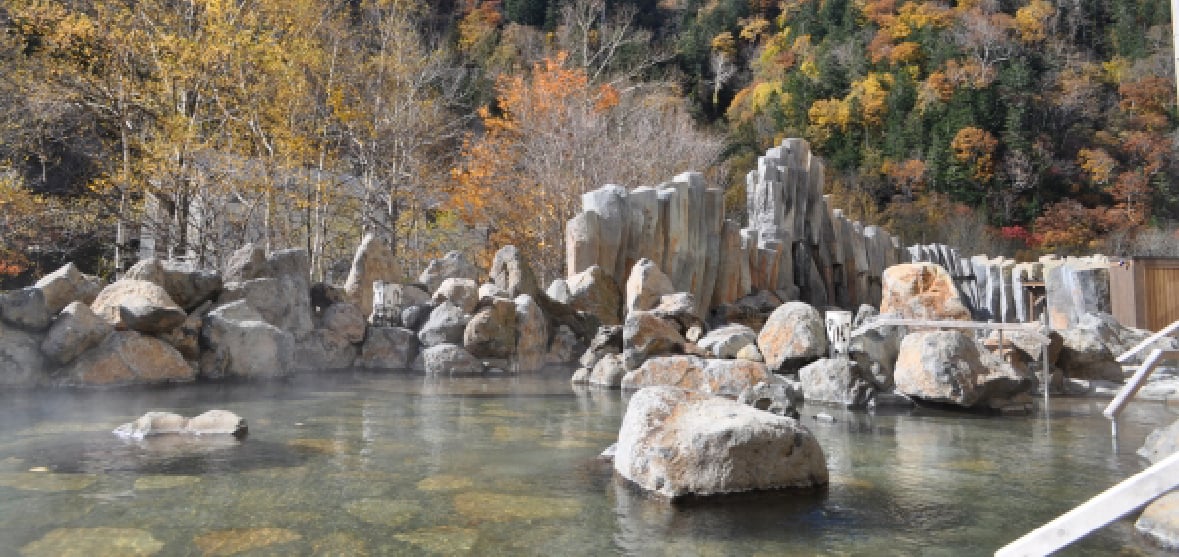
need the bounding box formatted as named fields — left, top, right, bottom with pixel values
left=1104, top=348, right=1179, bottom=421
left=996, top=321, right=1179, bottom=556
left=995, top=451, right=1179, bottom=556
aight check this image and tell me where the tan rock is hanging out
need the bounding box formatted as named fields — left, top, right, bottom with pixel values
left=344, top=233, right=402, bottom=318
left=61, top=332, right=195, bottom=387
left=90, top=279, right=183, bottom=330
left=614, top=386, right=828, bottom=498
left=880, top=263, right=971, bottom=322
left=621, top=355, right=772, bottom=397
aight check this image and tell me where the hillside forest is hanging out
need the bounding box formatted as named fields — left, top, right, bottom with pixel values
left=1, top=0, right=1177, bottom=287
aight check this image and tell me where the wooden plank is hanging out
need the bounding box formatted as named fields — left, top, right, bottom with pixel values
left=995, top=450, right=1179, bottom=557
left=1146, top=268, right=1179, bottom=331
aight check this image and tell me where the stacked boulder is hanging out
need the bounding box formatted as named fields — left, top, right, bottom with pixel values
left=0, top=240, right=598, bottom=388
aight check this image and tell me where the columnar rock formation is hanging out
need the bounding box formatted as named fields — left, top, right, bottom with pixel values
left=907, top=244, right=1109, bottom=327
left=565, top=139, right=906, bottom=316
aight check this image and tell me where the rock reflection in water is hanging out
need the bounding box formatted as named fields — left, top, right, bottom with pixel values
left=0, top=372, right=1172, bottom=555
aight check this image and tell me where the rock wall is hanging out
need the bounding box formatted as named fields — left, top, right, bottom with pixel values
left=908, top=244, right=1109, bottom=328
left=565, top=139, right=905, bottom=315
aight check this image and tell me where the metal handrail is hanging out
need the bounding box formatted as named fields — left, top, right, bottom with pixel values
left=995, top=450, right=1179, bottom=556
left=1117, top=319, right=1179, bottom=363
left=1104, top=349, right=1179, bottom=420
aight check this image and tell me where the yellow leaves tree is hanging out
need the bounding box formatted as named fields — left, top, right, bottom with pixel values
left=1014, top=0, right=1054, bottom=44
left=951, top=126, right=998, bottom=182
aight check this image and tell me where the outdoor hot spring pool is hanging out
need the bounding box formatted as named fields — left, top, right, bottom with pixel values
left=0, top=370, right=1174, bottom=556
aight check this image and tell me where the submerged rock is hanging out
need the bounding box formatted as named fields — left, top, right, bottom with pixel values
left=193, top=528, right=302, bottom=556
left=1137, top=491, right=1179, bottom=550
left=21, top=527, right=164, bottom=557
left=1140, top=418, right=1179, bottom=465
left=614, top=386, right=828, bottom=499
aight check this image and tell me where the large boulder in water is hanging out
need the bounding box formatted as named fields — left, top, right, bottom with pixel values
left=614, top=386, right=828, bottom=499
left=0, top=287, right=52, bottom=331
left=514, top=295, right=549, bottom=371
left=321, top=302, right=367, bottom=344
left=419, top=251, right=480, bottom=296
left=621, top=355, right=772, bottom=398
left=1055, top=328, right=1123, bottom=382
left=40, top=301, right=112, bottom=365
left=894, top=330, right=1034, bottom=408
left=880, top=263, right=971, bottom=322
left=419, top=343, right=483, bottom=375
left=757, top=301, right=828, bottom=373
left=0, top=322, right=45, bottom=387
left=798, top=357, right=874, bottom=408
left=34, top=262, right=103, bottom=314
left=59, top=331, right=195, bottom=387
left=292, top=329, right=357, bottom=372
left=567, top=265, right=622, bottom=327
left=356, top=327, right=419, bottom=370
left=199, top=301, right=294, bottom=379
left=344, top=233, right=402, bottom=318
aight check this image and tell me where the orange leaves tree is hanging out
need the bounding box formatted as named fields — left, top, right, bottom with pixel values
left=450, top=52, right=621, bottom=277
left=449, top=44, right=723, bottom=279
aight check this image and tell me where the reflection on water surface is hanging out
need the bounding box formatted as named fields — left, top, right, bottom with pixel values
left=0, top=371, right=1173, bottom=556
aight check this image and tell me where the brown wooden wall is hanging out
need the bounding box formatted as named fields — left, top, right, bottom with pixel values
left=1111, top=257, right=1179, bottom=331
